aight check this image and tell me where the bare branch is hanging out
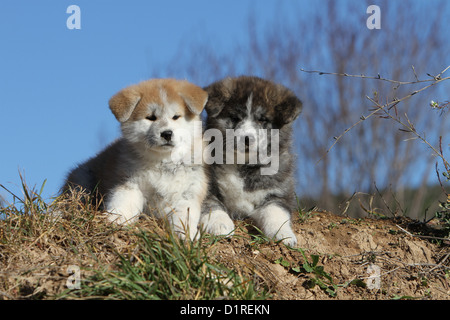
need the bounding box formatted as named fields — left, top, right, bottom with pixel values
left=299, top=66, right=447, bottom=85
left=309, top=65, right=450, bottom=160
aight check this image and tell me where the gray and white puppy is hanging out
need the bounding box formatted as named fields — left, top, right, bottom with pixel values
left=200, top=76, right=302, bottom=246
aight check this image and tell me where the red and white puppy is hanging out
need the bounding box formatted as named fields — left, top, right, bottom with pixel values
left=63, top=79, right=208, bottom=240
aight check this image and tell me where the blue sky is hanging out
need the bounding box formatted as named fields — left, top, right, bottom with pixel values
left=1, top=1, right=449, bottom=204
left=0, top=0, right=286, bottom=203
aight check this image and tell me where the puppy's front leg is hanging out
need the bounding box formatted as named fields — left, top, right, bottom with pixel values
left=105, top=184, right=145, bottom=225
left=252, top=203, right=297, bottom=247
left=200, top=199, right=235, bottom=238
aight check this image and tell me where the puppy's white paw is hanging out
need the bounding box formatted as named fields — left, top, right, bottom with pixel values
left=104, top=186, right=144, bottom=225
left=274, top=225, right=298, bottom=247
left=262, top=223, right=297, bottom=247
left=201, top=210, right=235, bottom=237
left=255, top=204, right=298, bottom=247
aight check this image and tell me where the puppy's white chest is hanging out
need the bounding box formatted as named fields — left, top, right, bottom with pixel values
left=138, top=163, right=186, bottom=191
left=137, top=162, right=203, bottom=205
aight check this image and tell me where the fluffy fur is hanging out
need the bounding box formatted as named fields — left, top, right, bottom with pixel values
left=62, top=79, right=209, bottom=240
left=200, top=76, right=302, bottom=246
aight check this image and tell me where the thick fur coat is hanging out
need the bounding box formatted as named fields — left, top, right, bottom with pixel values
left=62, top=79, right=208, bottom=240
left=201, top=76, right=302, bottom=246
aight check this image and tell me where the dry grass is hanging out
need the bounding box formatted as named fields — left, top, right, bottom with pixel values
left=1, top=176, right=449, bottom=300
left=0, top=178, right=267, bottom=300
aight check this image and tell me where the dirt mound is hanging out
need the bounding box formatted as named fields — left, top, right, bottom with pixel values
left=212, top=211, right=450, bottom=299
left=0, top=207, right=448, bottom=300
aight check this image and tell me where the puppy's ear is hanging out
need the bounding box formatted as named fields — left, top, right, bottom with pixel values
left=178, top=81, right=208, bottom=115
left=204, top=77, right=235, bottom=117
left=274, top=94, right=303, bottom=126
left=109, top=87, right=142, bottom=122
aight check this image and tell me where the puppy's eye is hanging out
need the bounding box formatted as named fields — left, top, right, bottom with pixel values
left=172, top=115, right=181, bottom=120
left=146, top=115, right=157, bottom=121
left=258, top=116, right=269, bottom=123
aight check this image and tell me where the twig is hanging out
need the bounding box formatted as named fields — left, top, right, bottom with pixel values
left=299, top=68, right=435, bottom=85
left=428, top=252, right=450, bottom=273
left=396, top=224, right=450, bottom=242
left=436, top=162, right=448, bottom=196
left=301, top=65, right=450, bottom=162
left=435, top=65, right=450, bottom=80
left=374, top=183, right=398, bottom=217
left=411, top=65, right=419, bottom=82
left=367, top=95, right=450, bottom=170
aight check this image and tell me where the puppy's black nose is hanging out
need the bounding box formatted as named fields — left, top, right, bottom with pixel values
left=161, top=130, right=173, bottom=142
